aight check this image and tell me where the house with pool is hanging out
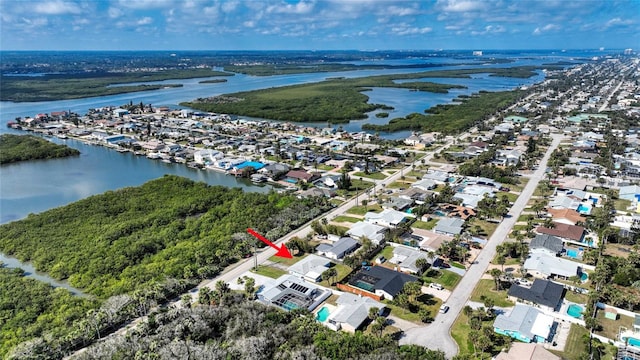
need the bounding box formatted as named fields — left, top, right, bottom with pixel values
left=344, top=266, right=418, bottom=301
left=493, top=304, right=556, bottom=343
left=618, top=315, right=640, bottom=359
left=316, top=292, right=385, bottom=333
left=523, top=249, right=587, bottom=281
left=258, top=274, right=331, bottom=312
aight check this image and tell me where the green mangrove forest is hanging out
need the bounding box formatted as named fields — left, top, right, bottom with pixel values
left=0, top=134, right=80, bottom=164
left=362, top=90, right=525, bottom=134
left=1, top=69, right=233, bottom=102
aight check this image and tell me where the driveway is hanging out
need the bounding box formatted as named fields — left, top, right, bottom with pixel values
left=399, top=134, right=564, bottom=358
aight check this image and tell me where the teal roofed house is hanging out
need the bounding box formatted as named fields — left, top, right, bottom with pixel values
left=493, top=304, right=556, bottom=343
left=566, top=113, right=609, bottom=123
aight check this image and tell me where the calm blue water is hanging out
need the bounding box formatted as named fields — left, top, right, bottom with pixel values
left=0, top=51, right=585, bottom=286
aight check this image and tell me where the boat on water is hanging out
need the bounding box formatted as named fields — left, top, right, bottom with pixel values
left=146, top=152, right=161, bottom=159
left=250, top=173, right=267, bottom=183
left=56, top=134, right=68, bottom=139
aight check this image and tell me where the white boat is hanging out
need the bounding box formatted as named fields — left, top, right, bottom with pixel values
left=146, top=152, right=161, bottom=159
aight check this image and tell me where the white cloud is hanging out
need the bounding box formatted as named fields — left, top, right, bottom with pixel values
left=436, top=0, right=485, bottom=13
left=470, top=24, right=505, bottom=36
left=34, top=1, right=81, bottom=15
left=243, top=20, right=255, bottom=28
left=108, top=7, right=123, bottom=19
left=605, top=17, right=633, bottom=28
left=136, top=17, right=153, bottom=25
left=221, top=0, right=239, bottom=13
left=533, top=23, right=559, bottom=35
left=117, top=0, right=174, bottom=9
left=391, top=24, right=432, bottom=36
left=386, top=5, right=419, bottom=16
left=267, top=1, right=315, bottom=14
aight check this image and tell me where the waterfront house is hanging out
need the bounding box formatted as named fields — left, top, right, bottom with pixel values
left=493, top=304, right=555, bottom=343
left=507, top=279, right=565, bottom=312
left=284, top=170, right=319, bottom=184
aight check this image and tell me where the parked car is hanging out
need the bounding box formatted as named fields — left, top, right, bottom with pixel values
left=439, top=304, right=450, bottom=313
left=430, top=283, right=444, bottom=290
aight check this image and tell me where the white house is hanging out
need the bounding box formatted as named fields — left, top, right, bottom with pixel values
left=288, top=255, right=331, bottom=282
left=364, top=209, right=411, bottom=228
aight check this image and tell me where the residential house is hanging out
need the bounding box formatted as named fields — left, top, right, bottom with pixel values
left=495, top=343, right=560, bottom=360
left=529, top=234, right=564, bottom=256
left=258, top=274, right=331, bottom=312
left=414, top=229, right=452, bottom=253
left=507, top=279, right=565, bottom=312
left=434, top=203, right=476, bottom=220
left=546, top=208, right=586, bottom=226
left=288, top=255, right=331, bottom=282
left=364, top=209, right=410, bottom=228
left=422, top=170, right=450, bottom=185
left=412, top=179, right=437, bottom=191
left=404, top=134, right=422, bottom=146
left=523, top=250, right=583, bottom=280
left=284, top=170, right=319, bottom=183
left=434, top=217, right=465, bottom=236
left=324, top=293, right=385, bottom=333
left=389, top=245, right=436, bottom=274
left=493, top=304, right=556, bottom=343
left=259, top=163, right=290, bottom=180
left=495, top=149, right=523, bottom=166
left=536, top=223, right=587, bottom=247
left=620, top=185, right=640, bottom=202
left=346, top=221, right=387, bottom=245
left=346, top=266, right=418, bottom=300
left=314, top=174, right=342, bottom=189
left=381, top=196, right=414, bottom=211
left=316, top=237, right=360, bottom=260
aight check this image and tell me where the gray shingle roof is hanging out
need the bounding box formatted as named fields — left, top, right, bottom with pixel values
left=507, top=279, right=565, bottom=309
left=530, top=234, right=564, bottom=254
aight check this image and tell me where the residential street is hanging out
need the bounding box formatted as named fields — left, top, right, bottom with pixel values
left=399, top=133, right=564, bottom=358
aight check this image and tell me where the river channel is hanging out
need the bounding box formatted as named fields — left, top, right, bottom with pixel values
left=0, top=54, right=565, bottom=291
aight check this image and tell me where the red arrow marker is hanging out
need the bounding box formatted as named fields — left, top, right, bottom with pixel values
left=247, top=228, right=292, bottom=259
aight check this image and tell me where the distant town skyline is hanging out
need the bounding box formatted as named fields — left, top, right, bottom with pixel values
left=1, top=0, right=638, bottom=51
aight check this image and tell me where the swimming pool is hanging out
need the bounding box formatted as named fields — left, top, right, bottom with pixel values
left=577, top=203, right=592, bottom=214
left=580, top=273, right=588, bottom=281
left=235, top=161, right=265, bottom=170
left=316, top=306, right=331, bottom=322
left=629, top=337, right=640, bottom=347
left=567, top=304, right=583, bottom=318
left=566, top=249, right=581, bottom=259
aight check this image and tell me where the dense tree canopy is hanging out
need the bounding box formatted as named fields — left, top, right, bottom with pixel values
left=0, top=134, right=80, bottom=164
left=0, top=268, right=97, bottom=358
left=0, top=175, right=331, bottom=298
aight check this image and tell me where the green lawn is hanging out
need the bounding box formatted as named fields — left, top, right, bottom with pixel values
left=353, top=171, right=387, bottom=180
left=595, top=311, right=635, bottom=340
left=406, top=170, right=423, bottom=178
left=503, top=192, right=519, bottom=203
left=377, top=246, right=395, bottom=262
left=491, top=253, right=521, bottom=266
left=423, top=269, right=461, bottom=290
left=347, top=203, right=383, bottom=215
left=252, top=265, right=287, bottom=279
left=330, top=199, right=344, bottom=206
left=564, top=291, right=589, bottom=304
left=387, top=181, right=411, bottom=189
left=470, top=279, right=513, bottom=307
left=317, top=164, right=335, bottom=171
left=383, top=297, right=442, bottom=324
left=614, top=198, right=632, bottom=212
left=269, top=253, right=308, bottom=267
left=412, top=219, right=438, bottom=230
left=333, top=263, right=354, bottom=284
left=332, top=215, right=361, bottom=223
left=474, top=220, right=499, bottom=238
left=551, top=324, right=588, bottom=360
left=451, top=312, right=474, bottom=355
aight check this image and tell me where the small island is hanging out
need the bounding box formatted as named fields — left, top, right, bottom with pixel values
left=199, top=78, right=228, bottom=84
left=0, top=134, right=80, bottom=164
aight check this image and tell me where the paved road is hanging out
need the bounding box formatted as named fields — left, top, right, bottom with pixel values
left=399, top=133, right=564, bottom=358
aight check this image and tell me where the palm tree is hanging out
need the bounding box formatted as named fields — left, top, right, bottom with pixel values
left=490, top=268, right=502, bottom=290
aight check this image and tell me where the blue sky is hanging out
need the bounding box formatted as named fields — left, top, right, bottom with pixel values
left=1, top=0, right=638, bottom=51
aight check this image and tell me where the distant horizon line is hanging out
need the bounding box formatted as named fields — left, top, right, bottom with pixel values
left=0, top=48, right=634, bottom=52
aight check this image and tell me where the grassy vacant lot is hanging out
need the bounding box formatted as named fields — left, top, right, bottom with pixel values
left=473, top=219, right=499, bottom=238
left=269, top=253, right=308, bottom=267
left=252, top=265, right=287, bottom=279
left=2, top=69, right=232, bottom=102
left=353, top=171, right=387, bottom=180
left=333, top=264, right=353, bottom=284
left=332, top=215, right=361, bottom=223
left=614, top=198, right=632, bottom=212
left=387, top=181, right=411, bottom=189
left=423, top=269, right=461, bottom=290
left=412, top=219, right=438, bottom=230
left=470, top=279, right=513, bottom=307
left=347, top=204, right=383, bottom=215
left=384, top=295, right=442, bottom=324
left=564, top=291, right=589, bottom=304
left=378, top=246, right=395, bottom=261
